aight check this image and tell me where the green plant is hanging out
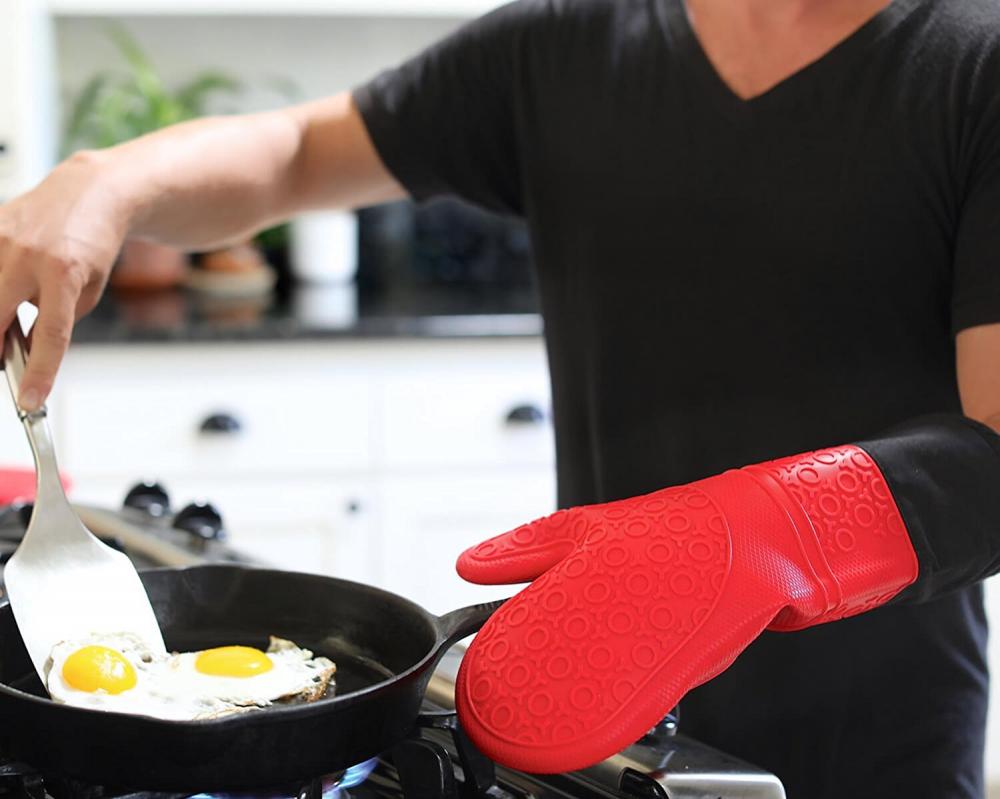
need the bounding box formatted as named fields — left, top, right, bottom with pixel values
left=63, top=24, right=243, bottom=155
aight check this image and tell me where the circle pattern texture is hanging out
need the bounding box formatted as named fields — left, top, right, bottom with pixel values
left=454, top=444, right=919, bottom=773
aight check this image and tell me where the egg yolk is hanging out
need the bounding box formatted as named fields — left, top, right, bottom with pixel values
left=195, top=646, right=273, bottom=678
left=62, top=645, right=138, bottom=694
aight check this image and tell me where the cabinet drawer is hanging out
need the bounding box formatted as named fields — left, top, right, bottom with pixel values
left=381, top=364, right=554, bottom=470
left=59, top=373, right=372, bottom=479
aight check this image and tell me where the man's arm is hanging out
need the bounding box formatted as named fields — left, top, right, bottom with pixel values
left=0, top=92, right=403, bottom=410
left=957, top=322, right=1000, bottom=432
left=127, top=93, right=405, bottom=248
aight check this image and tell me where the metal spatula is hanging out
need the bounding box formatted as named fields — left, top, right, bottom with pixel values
left=1, top=320, right=165, bottom=682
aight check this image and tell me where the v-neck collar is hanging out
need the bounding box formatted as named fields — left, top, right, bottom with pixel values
left=662, top=0, right=925, bottom=115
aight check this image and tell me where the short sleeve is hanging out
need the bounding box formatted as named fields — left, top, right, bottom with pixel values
left=951, top=47, right=1000, bottom=334
left=353, top=1, right=549, bottom=216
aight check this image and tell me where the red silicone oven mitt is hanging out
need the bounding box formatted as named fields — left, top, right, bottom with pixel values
left=454, top=446, right=919, bottom=773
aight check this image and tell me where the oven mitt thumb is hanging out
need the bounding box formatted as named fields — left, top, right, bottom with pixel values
left=453, top=443, right=922, bottom=773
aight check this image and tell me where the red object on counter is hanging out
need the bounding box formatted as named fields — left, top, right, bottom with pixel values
left=454, top=445, right=919, bottom=774
left=0, top=467, right=71, bottom=505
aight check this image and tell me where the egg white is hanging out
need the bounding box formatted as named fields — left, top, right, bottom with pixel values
left=46, top=633, right=336, bottom=720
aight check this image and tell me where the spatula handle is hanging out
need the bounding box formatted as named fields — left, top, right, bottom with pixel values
left=1, top=320, right=46, bottom=420
left=2, top=321, right=64, bottom=506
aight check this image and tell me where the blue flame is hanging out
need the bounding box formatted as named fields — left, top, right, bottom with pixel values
left=189, top=758, right=379, bottom=799
left=322, top=759, right=378, bottom=795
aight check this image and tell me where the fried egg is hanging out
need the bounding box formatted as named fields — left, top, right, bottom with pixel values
left=46, top=633, right=336, bottom=720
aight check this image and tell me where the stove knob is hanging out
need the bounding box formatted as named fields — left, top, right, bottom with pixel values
left=620, top=769, right=669, bottom=799
left=123, top=481, right=171, bottom=517
left=0, top=501, right=34, bottom=536
left=173, top=501, right=226, bottom=543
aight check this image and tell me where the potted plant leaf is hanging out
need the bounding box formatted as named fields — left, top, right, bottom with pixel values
left=64, top=25, right=282, bottom=293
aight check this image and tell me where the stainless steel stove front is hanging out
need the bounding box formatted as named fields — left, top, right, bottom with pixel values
left=426, top=648, right=786, bottom=799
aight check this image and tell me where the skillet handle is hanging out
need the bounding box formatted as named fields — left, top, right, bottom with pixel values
left=434, top=599, right=507, bottom=648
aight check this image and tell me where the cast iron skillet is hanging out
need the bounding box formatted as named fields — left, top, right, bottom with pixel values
left=0, top=564, right=503, bottom=791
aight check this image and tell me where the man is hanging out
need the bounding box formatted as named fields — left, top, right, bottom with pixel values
left=3, top=0, right=1000, bottom=795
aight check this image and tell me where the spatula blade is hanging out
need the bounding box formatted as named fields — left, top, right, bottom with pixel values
left=4, top=527, right=166, bottom=680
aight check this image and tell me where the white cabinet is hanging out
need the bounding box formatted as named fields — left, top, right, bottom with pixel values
left=381, top=369, right=553, bottom=470
left=369, top=340, right=557, bottom=611
left=377, top=469, right=556, bottom=615
left=170, top=477, right=376, bottom=581
left=61, top=368, right=373, bottom=478
left=39, top=337, right=557, bottom=603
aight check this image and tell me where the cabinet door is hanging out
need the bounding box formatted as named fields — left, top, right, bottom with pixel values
left=377, top=470, right=556, bottom=615
left=71, top=476, right=379, bottom=585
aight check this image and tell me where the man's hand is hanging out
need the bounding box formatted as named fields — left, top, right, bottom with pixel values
left=0, top=151, right=128, bottom=410
left=0, top=92, right=403, bottom=411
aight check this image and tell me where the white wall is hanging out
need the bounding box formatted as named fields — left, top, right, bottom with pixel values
left=53, top=14, right=463, bottom=125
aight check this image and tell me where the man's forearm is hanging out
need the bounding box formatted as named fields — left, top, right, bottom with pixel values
left=87, top=92, right=402, bottom=251
left=98, top=109, right=302, bottom=250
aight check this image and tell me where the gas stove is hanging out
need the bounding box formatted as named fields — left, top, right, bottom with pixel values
left=0, top=481, right=786, bottom=799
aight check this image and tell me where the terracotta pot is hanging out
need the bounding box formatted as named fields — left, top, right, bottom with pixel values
left=200, top=242, right=268, bottom=274
left=186, top=241, right=277, bottom=298
left=111, top=240, right=189, bottom=291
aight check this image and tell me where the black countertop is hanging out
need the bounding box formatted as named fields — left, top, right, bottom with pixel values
left=72, top=283, right=543, bottom=345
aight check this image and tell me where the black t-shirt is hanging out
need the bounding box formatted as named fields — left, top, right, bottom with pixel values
left=354, top=1, right=1000, bottom=796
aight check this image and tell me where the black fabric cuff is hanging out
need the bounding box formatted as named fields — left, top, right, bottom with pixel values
left=857, top=414, right=1000, bottom=603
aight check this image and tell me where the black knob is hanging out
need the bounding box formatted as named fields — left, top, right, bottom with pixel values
left=345, top=499, right=362, bottom=515
left=199, top=413, right=242, bottom=435
left=0, top=501, right=32, bottom=540
left=620, top=769, right=669, bottom=799
left=123, top=481, right=171, bottom=517
left=173, top=501, right=226, bottom=543
left=504, top=403, right=546, bottom=426
left=392, top=739, right=456, bottom=799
